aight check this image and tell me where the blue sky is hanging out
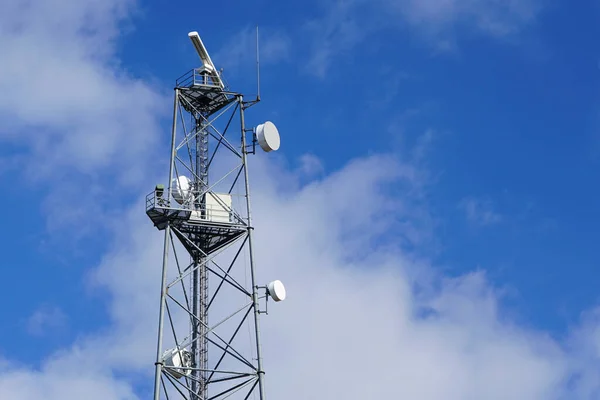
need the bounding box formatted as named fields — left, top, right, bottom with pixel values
left=2, top=0, right=600, bottom=398
left=121, top=0, right=600, bottom=331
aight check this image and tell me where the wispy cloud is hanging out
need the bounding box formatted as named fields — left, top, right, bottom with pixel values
left=391, top=0, right=540, bottom=36
left=303, top=0, right=371, bottom=78
left=296, top=153, right=325, bottom=177
left=304, top=0, right=543, bottom=77
left=26, top=305, right=68, bottom=337
left=459, top=196, right=503, bottom=226
left=214, top=26, right=291, bottom=72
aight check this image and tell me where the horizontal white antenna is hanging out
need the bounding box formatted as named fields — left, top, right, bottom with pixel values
left=188, top=31, right=224, bottom=90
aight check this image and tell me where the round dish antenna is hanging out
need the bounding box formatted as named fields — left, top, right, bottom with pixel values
left=256, top=121, right=280, bottom=152
left=172, top=175, right=192, bottom=205
left=267, top=280, right=286, bottom=302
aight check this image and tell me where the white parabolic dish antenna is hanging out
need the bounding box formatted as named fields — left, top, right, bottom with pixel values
left=256, top=121, right=280, bottom=152
left=172, top=175, right=192, bottom=204
left=267, top=280, right=286, bottom=302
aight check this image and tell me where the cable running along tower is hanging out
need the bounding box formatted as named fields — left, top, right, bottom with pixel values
left=146, top=31, right=286, bottom=400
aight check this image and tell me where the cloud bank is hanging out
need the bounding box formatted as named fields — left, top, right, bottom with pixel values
left=4, top=150, right=600, bottom=399
left=0, top=0, right=166, bottom=209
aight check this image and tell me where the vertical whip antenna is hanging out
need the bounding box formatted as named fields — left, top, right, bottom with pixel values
left=256, top=25, right=261, bottom=102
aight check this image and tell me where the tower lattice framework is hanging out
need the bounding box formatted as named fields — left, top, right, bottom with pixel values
left=146, top=66, right=269, bottom=400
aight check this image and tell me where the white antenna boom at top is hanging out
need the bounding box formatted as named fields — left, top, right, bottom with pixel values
left=188, top=31, right=225, bottom=90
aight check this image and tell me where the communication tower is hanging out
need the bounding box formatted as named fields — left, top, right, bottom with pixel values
left=146, top=30, right=285, bottom=400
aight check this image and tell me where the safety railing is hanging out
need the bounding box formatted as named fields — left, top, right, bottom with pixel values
left=146, top=189, right=244, bottom=225
left=175, top=68, right=229, bottom=90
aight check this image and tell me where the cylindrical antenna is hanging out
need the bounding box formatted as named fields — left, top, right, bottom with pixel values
left=256, top=25, right=261, bottom=102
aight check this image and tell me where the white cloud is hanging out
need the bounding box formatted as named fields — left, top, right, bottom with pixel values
left=43, top=150, right=600, bottom=399
left=0, top=352, right=139, bottom=400
left=247, top=156, right=570, bottom=399
left=0, top=0, right=169, bottom=242
left=296, top=153, right=325, bottom=177
left=26, top=305, right=68, bottom=337
left=0, top=359, right=139, bottom=400
left=0, top=0, right=167, bottom=187
left=304, top=0, right=542, bottom=76
left=459, top=196, right=503, bottom=226
left=4, top=145, right=600, bottom=399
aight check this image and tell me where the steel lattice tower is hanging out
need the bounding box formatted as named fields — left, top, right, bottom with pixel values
left=146, top=31, right=282, bottom=400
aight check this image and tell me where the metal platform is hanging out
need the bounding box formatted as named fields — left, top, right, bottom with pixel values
left=176, top=69, right=236, bottom=115
left=146, top=190, right=247, bottom=256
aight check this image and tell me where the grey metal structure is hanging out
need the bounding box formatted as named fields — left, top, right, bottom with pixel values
left=146, top=33, right=275, bottom=400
